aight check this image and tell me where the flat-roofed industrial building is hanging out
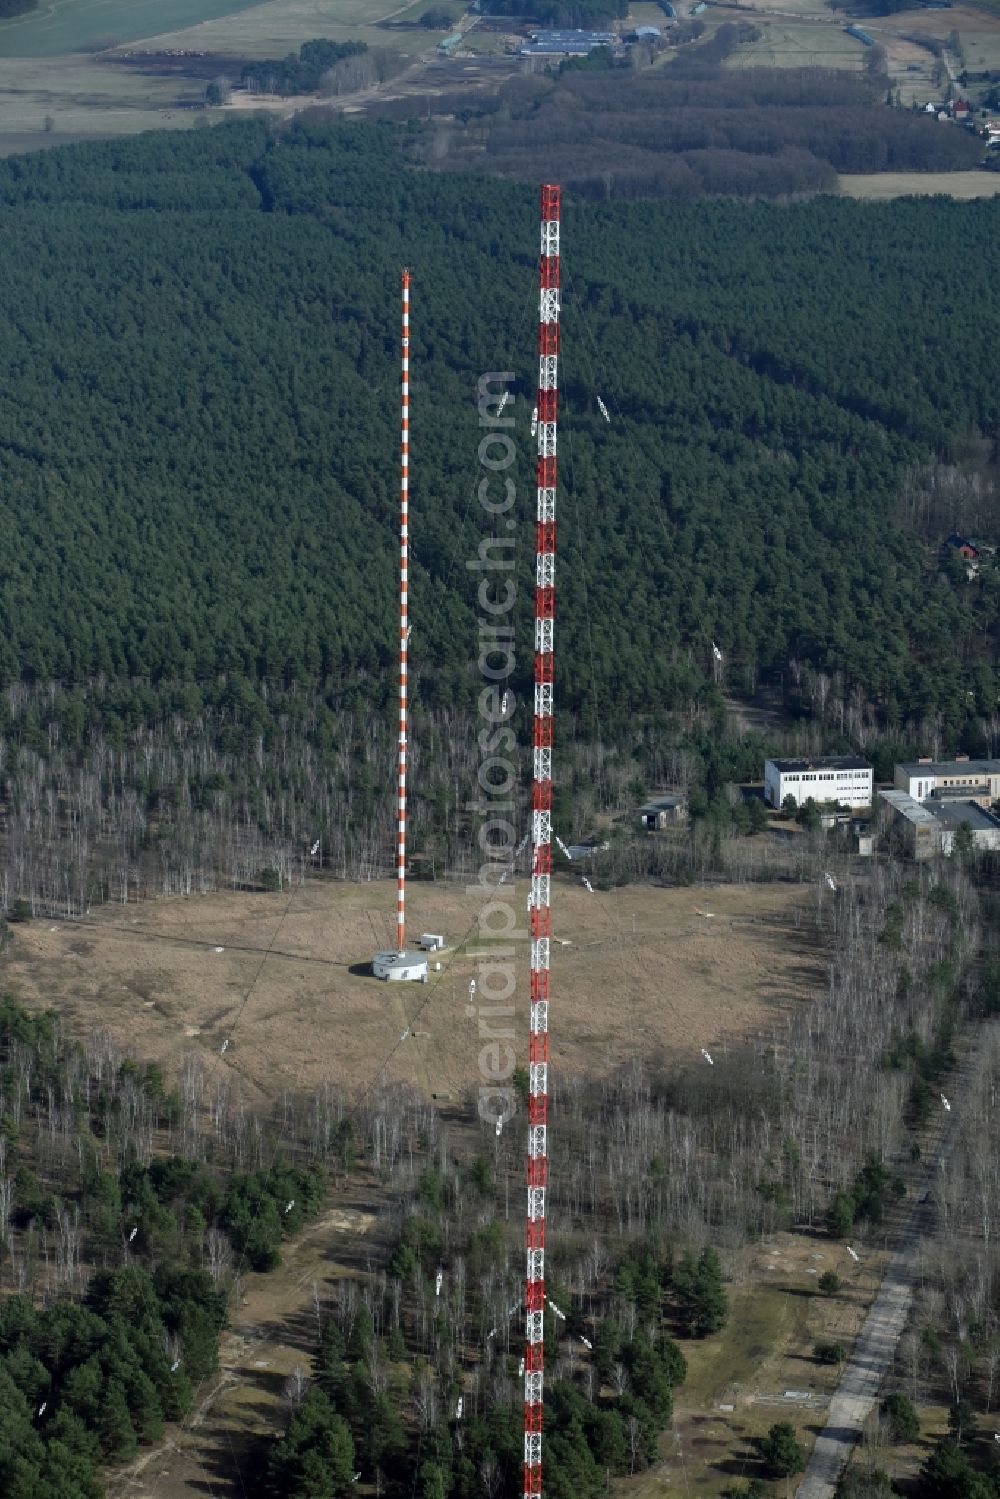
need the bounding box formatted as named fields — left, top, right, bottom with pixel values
left=879, top=788, right=1000, bottom=859
left=519, top=28, right=615, bottom=57
left=894, top=757, right=1000, bottom=806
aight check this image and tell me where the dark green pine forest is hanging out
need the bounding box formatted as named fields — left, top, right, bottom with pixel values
left=0, top=117, right=995, bottom=896
left=0, top=119, right=996, bottom=711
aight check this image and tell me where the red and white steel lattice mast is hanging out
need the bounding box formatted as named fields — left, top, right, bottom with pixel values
left=525, top=182, right=560, bottom=1499
left=398, top=268, right=411, bottom=954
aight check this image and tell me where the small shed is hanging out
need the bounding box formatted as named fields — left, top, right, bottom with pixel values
left=633, top=25, right=661, bottom=38
left=372, top=950, right=429, bottom=982
left=638, top=794, right=687, bottom=830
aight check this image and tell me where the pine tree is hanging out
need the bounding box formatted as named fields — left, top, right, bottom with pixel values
left=756, top=1422, right=805, bottom=1479
left=98, top=1376, right=137, bottom=1461
left=881, top=1392, right=919, bottom=1444
left=127, top=1369, right=164, bottom=1443
left=420, top=1462, right=448, bottom=1499
left=919, top=1437, right=977, bottom=1498
left=676, top=1247, right=728, bottom=1337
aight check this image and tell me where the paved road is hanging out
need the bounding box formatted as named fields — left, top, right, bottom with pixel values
left=795, top=1224, right=923, bottom=1498
left=796, top=1025, right=994, bottom=1498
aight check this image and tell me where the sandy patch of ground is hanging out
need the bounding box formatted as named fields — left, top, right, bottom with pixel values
left=1, top=877, right=824, bottom=1103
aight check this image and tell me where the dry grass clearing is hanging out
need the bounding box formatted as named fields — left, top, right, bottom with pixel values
left=0, top=877, right=823, bottom=1103
left=1, top=875, right=825, bottom=1498
left=840, top=169, right=1000, bottom=197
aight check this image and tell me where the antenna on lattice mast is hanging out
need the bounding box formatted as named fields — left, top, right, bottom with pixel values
left=370, top=272, right=428, bottom=984
left=525, top=182, right=559, bottom=1499
left=398, top=269, right=410, bottom=954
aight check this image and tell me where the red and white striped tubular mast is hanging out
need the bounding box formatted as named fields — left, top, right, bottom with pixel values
left=525, top=183, right=559, bottom=1499
left=398, top=268, right=410, bottom=954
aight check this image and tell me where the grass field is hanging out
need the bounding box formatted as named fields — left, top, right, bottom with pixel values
left=0, top=0, right=467, bottom=151
left=625, top=1231, right=888, bottom=1495
left=876, top=0, right=1000, bottom=57
left=0, top=0, right=270, bottom=58
left=868, top=1, right=1000, bottom=98
left=728, top=17, right=864, bottom=70
left=720, top=0, right=1000, bottom=96
left=0, top=1, right=234, bottom=149
left=0, top=51, right=205, bottom=147
left=142, top=0, right=458, bottom=59
left=0, top=877, right=824, bottom=1104
left=627, top=1, right=670, bottom=27
left=840, top=168, right=1000, bottom=196
left=35, top=874, right=828, bottom=1499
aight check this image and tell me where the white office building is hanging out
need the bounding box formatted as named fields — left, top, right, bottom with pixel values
left=764, top=756, right=873, bottom=811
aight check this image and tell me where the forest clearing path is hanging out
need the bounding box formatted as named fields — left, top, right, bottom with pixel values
left=108, top=1197, right=377, bottom=1498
